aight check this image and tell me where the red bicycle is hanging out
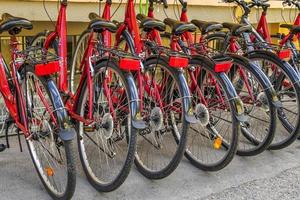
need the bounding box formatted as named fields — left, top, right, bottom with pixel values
left=30, top=0, right=144, bottom=192
left=71, top=0, right=195, bottom=180
left=217, top=0, right=300, bottom=150
left=0, top=12, right=76, bottom=200
left=135, top=0, right=247, bottom=170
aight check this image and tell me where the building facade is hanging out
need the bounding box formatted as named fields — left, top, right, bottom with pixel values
left=0, top=0, right=297, bottom=64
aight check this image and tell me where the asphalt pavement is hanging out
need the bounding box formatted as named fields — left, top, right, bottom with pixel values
left=1, top=135, right=300, bottom=200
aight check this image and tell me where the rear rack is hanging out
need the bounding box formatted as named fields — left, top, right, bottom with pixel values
left=20, top=46, right=60, bottom=65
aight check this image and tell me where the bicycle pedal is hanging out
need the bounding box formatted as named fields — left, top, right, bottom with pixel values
left=0, top=144, right=6, bottom=152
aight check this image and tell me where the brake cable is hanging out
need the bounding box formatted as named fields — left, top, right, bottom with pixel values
left=289, top=3, right=293, bottom=22
left=111, top=0, right=123, bottom=19
left=175, top=0, right=181, bottom=20
left=256, top=6, right=260, bottom=23
left=99, top=0, right=102, bottom=17
left=43, top=0, right=55, bottom=28
left=173, top=0, right=179, bottom=20
left=163, top=4, right=169, bottom=19
left=281, top=4, right=287, bottom=24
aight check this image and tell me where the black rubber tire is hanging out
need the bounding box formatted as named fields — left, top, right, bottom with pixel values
left=24, top=65, right=76, bottom=200
left=133, top=56, right=189, bottom=179
left=184, top=56, right=240, bottom=171
left=206, top=32, right=300, bottom=150
left=247, top=52, right=300, bottom=150
left=69, top=29, right=92, bottom=93
left=76, top=60, right=137, bottom=192
left=227, top=56, right=276, bottom=156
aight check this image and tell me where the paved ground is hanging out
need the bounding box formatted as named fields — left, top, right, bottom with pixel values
left=1, top=136, right=300, bottom=200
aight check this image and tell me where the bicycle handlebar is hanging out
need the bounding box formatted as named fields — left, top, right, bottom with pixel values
left=222, top=0, right=270, bottom=13
left=282, top=0, right=300, bottom=10
left=178, top=0, right=187, bottom=9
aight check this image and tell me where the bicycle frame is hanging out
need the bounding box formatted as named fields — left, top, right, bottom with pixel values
left=0, top=33, right=70, bottom=139
left=101, top=0, right=112, bottom=47
left=280, top=11, right=300, bottom=46
left=237, top=2, right=300, bottom=77
left=256, top=9, right=271, bottom=43
left=41, top=0, right=97, bottom=124
left=0, top=40, right=29, bottom=136
left=111, top=0, right=195, bottom=122
left=161, top=2, right=237, bottom=107
left=115, top=0, right=143, bottom=54
left=239, top=2, right=299, bottom=47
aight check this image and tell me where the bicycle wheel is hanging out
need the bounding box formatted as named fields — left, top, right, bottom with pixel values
left=70, top=30, right=103, bottom=93
left=227, top=56, right=276, bottom=156
left=24, top=65, right=76, bottom=200
left=0, top=97, right=8, bottom=136
left=70, top=30, right=90, bottom=93
left=247, top=52, right=300, bottom=149
left=76, top=59, right=137, bottom=192
left=206, top=33, right=300, bottom=151
left=184, top=56, right=240, bottom=171
left=133, top=56, right=189, bottom=179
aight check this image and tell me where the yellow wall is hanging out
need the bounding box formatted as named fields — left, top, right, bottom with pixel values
left=0, top=1, right=298, bottom=41
left=0, top=0, right=297, bottom=64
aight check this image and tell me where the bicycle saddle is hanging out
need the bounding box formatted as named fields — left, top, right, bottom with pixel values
left=0, top=13, right=33, bottom=35
left=280, top=24, right=300, bottom=35
left=88, top=12, right=117, bottom=33
left=136, top=14, right=166, bottom=32
left=163, top=18, right=197, bottom=36
left=191, top=20, right=223, bottom=34
left=222, top=22, right=252, bottom=36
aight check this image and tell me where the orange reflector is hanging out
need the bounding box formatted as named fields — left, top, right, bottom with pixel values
left=84, top=126, right=95, bottom=132
left=213, top=137, right=222, bottom=150
left=214, top=61, right=232, bottom=73
left=45, top=167, right=54, bottom=177
left=278, top=49, right=291, bottom=61
left=119, top=58, right=141, bottom=71
left=35, top=61, right=60, bottom=76
left=169, top=56, right=189, bottom=68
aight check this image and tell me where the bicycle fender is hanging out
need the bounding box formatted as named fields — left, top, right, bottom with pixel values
left=219, top=72, right=248, bottom=123
left=47, top=79, right=75, bottom=141
left=282, top=61, right=300, bottom=84
left=177, top=72, right=197, bottom=124
left=247, top=50, right=300, bottom=83
left=125, top=72, right=146, bottom=129
left=59, top=128, right=76, bottom=141
left=156, top=55, right=197, bottom=123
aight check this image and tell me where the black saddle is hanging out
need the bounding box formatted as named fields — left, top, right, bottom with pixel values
left=0, top=13, right=33, bottom=35
left=163, top=18, right=197, bottom=36
left=280, top=24, right=300, bottom=35
left=136, top=14, right=166, bottom=32
left=191, top=20, right=223, bottom=34
left=88, top=12, right=117, bottom=33
left=222, top=22, right=252, bottom=36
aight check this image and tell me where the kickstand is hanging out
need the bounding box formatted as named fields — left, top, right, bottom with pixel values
left=17, top=128, right=23, bottom=152
left=4, top=117, right=14, bottom=149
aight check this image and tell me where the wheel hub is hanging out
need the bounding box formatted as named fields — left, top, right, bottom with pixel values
left=101, top=113, right=114, bottom=139
left=195, top=103, right=209, bottom=126
left=150, top=107, right=163, bottom=131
